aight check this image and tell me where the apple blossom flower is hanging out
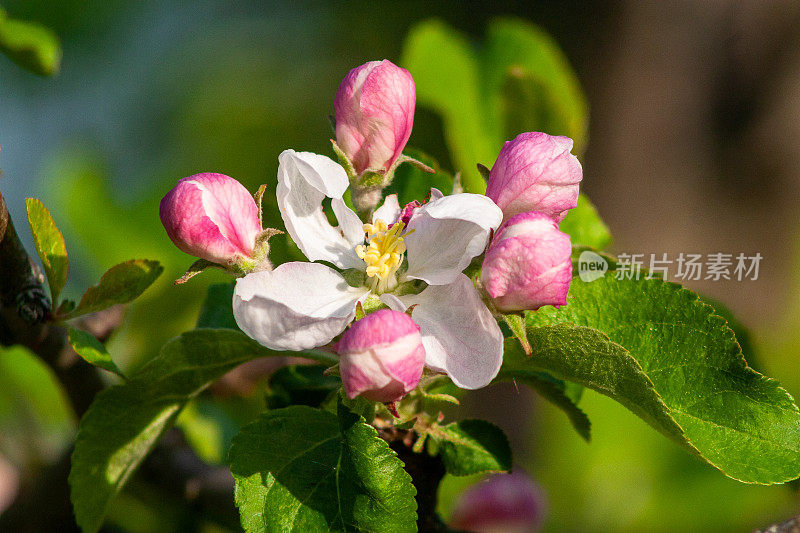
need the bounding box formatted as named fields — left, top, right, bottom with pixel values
left=485, top=132, right=582, bottom=223
left=450, top=471, right=546, bottom=533
left=233, top=150, right=504, bottom=389
left=481, top=212, right=572, bottom=311
left=160, top=173, right=262, bottom=267
left=334, top=60, right=415, bottom=176
left=338, top=308, right=426, bottom=402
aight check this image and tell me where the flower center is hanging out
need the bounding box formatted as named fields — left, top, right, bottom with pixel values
left=355, top=219, right=409, bottom=294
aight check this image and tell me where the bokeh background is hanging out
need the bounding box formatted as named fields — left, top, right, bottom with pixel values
left=2, top=0, right=800, bottom=531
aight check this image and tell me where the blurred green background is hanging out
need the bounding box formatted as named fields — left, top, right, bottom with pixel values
left=2, top=1, right=800, bottom=531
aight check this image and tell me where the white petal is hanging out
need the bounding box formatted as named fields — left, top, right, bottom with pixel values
left=373, top=193, right=401, bottom=224
left=404, top=193, right=503, bottom=285
left=277, top=150, right=363, bottom=269
left=379, top=293, right=405, bottom=312
left=429, top=188, right=444, bottom=201
left=332, top=198, right=364, bottom=245
left=392, top=275, right=503, bottom=389
left=233, top=262, right=368, bottom=351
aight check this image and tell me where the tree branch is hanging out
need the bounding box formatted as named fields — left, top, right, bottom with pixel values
left=0, top=188, right=104, bottom=416
left=390, top=439, right=454, bottom=532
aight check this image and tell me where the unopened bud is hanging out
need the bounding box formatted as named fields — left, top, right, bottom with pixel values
left=334, top=60, right=415, bottom=178
left=450, top=471, right=546, bottom=533
left=338, top=309, right=425, bottom=402
left=485, top=132, right=582, bottom=223
left=481, top=212, right=572, bottom=311
left=160, top=173, right=263, bottom=268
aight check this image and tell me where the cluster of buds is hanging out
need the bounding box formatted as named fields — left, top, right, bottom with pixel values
left=481, top=132, right=581, bottom=312
left=158, top=59, right=584, bottom=405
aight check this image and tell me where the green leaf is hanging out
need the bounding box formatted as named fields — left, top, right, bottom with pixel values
left=385, top=148, right=454, bottom=205
left=508, top=277, right=800, bottom=484
left=196, top=282, right=238, bottom=329
left=483, top=18, right=588, bottom=152
left=69, top=329, right=295, bottom=533
left=25, top=198, right=68, bottom=303
left=430, top=419, right=512, bottom=476
left=498, top=369, right=591, bottom=441
left=0, top=345, right=75, bottom=465
left=229, top=403, right=417, bottom=532
left=402, top=20, right=492, bottom=194
left=502, top=313, right=531, bottom=355
left=265, top=365, right=341, bottom=410
left=0, top=8, right=61, bottom=76
left=66, top=259, right=163, bottom=318
left=67, top=326, right=125, bottom=378
left=175, top=398, right=239, bottom=465
left=402, top=18, right=588, bottom=193
left=560, top=193, right=612, bottom=250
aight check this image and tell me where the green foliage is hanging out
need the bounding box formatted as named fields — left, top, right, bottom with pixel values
left=560, top=193, right=612, bottom=250
left=430, top=419, right=512, bottom=476
left=385, top=148, right=455, bottom=205
left=0, top=7, right=61, bottom=76
left=497, top=368, right=591, bottom=441
left=402, top=20, right=488, bottom=194
left=484, top=19, right=588, bottom=151
left=67, top=326, right=125, bottom=378
left=69, top=329, right=294, bottom=533
left=196, top=282, right=238, bottom=329
left=175, top=398, right=239, bottom=465
left=229, top=402, right=417, bottom=532
left=502, top=277, right=800, bottom=484
left=402, top=18, right=588, bottom=193
left=265, top=365, right=341, bottom=410
left=64, top=259, right=163, bottom=319
left=0, top=345, right=75, bottom=465
left=25, top=198, right=68, bottom=302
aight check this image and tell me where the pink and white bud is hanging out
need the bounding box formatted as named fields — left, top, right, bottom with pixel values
left=481, top=212, right=572, bottom=312
left=485, top=132, right=582, bottom=223
left=160, top=173, right=262, bottom=266
left=338, top=308, right=425, bottom=403
left=450, top=471, right=546, bottom=533
left=334, top=59, right=416, bottom=175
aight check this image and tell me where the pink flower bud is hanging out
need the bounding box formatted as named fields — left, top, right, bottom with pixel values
left=481, top=212, right=572, bottom=312
left=485, top=132, right=582, bottom=223
left=160, top=173, right=261, bottom=265
left=334, top=60, right=416, bottom=175
left=338, top=309, right=425, bottom=403
left=450, top=471, right=546, bottom=533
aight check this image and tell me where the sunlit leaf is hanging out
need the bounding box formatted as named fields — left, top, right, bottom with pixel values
left=0, top=7, right=61, bottom=76
left=69, top=329, right=307, bottom=533
left=0, top=345, right=75, bottom=465
left=560, top=193, right=612, bottom=250
left=402, top=19, right=492, bottom=194
left=430, top=419, right=512, bottom=476
left=502, top=277, right=800, bottom=484
left=25, top=198, right=68, bottom=303
left=230, top=402, right=417, bottom=532
left=66, top=259, right=163, bottom=319
left=67, top=326, right=125, bottom=378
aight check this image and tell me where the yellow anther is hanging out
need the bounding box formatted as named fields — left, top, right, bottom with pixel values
left=356, top=218, right=408, bottom=293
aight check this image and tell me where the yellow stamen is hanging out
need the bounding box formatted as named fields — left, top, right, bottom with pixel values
left=357, top=218, right=408, bottom=293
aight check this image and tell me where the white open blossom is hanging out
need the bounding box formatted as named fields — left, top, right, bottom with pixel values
left=233, top=150, right=504, bottom=389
